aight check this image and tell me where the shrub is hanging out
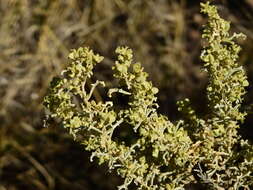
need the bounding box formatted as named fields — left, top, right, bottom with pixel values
left=44, top=2, right=253, bottom=189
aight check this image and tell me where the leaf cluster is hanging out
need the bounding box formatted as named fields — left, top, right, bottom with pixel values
left=44, top=2, right=253, bottom=189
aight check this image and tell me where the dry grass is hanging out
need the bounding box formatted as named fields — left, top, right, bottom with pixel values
left=0, top=0, right=253, bottom=189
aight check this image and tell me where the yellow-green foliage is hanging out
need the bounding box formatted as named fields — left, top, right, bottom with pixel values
left=44, top=2, right=253, bottom=189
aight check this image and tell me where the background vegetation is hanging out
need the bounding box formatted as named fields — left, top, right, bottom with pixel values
left=1, top=0, right=253, bottom=189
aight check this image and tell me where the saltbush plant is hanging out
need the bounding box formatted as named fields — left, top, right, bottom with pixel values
left=44, top=2, right=253, bottom=189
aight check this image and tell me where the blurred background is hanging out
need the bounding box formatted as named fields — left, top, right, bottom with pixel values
left=0, top=0, right=253, bottom=189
